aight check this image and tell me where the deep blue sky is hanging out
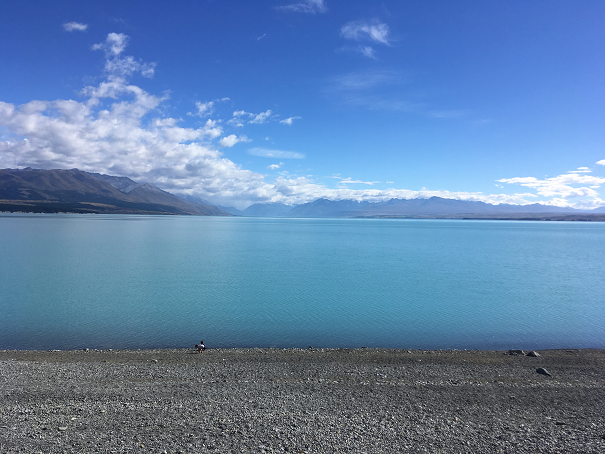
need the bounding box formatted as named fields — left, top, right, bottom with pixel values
left=1, top=0, right=604, bottom=208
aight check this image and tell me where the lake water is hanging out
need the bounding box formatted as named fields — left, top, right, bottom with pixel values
left=1, top=213, right=604, bottom=351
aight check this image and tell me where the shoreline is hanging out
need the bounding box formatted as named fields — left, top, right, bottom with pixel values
left=2, top=348, right=604, bottom=453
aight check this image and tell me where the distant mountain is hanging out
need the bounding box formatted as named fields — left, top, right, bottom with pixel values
left=217, top=205, right=244, bottom=216
left=242, top=202, right=296, bottom=217
left=175, top=194, right=244, bottom=216
left=281, top=196, right=591, bottom=219
left=286, top=198, right=370, bottom=217
left=0, top=168, right=230, bottom=216
left=177, top=194, right=214, bottom=206
left=357, top=197, right=580, bottom=216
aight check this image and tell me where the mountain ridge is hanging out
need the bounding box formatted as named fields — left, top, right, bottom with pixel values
left=2, top=168, right=603, bottom=220
left=239, top=197, right=603, bottom=220
left=0, top=168, right=230, bottom=216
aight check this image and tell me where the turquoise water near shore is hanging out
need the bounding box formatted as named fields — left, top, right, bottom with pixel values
left=1, top=213, right=604, bottom=350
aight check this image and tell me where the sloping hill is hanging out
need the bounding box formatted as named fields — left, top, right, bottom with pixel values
left=0, top=168, right=230, bottom=216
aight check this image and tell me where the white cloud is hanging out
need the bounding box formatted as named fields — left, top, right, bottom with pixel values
left=341, top=20, right=391, bottom=45
left=258, top=34, right=267, bottom=41
left=92, top=33, right=156, bottom=78
left=279, top=116, right=301, bottom=125
left=596, top=159, right=605, bottom=166
left=498, top=173, right=605, bottom=203
left=568, top=167, right=591, bottom=174
left=248, top=147, right=305, bottom=159
left=219, top=134, right=250, bottom=147
left=358, top=46, right=376, bottom=59
left=188, top=98, right=231, bottom=117
left=229, top=109, right=273, bottom=126
left=250, top=110, right=272, bottom=124
left=191, top=101, right=214, bottom=117
left=277, top=0, right=327, bottom=14
left=3, top=32, right=601, bottom=210
left=63, top=22, right=88, bottom=32
left=337, top=177, right=380, bottom=185
left=92, top=32, right=129, bottom=56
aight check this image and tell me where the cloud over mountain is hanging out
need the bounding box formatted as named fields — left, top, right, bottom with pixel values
left=0, top=31, right=602, bottom=210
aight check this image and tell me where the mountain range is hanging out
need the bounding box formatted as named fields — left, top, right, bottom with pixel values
left=0, top=168, right=229, bottom=216
left=1, top=168, right=604, bottom=220
left=239, top=197, right=605, bottom=221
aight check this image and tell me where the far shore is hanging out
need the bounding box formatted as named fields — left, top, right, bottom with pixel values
left=1, top=348, right=604, bottom=453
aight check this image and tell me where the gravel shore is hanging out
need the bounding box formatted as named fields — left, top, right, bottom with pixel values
left=1, top=348, right=604, bottom=453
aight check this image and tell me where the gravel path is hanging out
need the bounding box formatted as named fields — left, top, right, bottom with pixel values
left=1, top=348, right=604, bottom=453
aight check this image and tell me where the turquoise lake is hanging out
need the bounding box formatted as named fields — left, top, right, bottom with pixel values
left=1, top=214, right=604, bottom=350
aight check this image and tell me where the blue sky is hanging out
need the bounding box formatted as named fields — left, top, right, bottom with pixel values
left=1, top=0, right=604, bottom=209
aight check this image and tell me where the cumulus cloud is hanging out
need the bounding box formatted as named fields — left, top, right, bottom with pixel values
left=268, top=176, right=539, bottom=208
left=219, top=134, right=250, bottom=147
left=248, top=147, right=305, bottom=159
left=2, top=31, right=600, bottom=210
left=63, top=22, right=88, bottom=32
left=498, top=172, right=605, bottom=207
left=279, top=116, right=301, bottom=125
left=0, top=33, right=276, bottom=207
left=277, top=0, right=327, bottom=14
left=597, top=159, right=605, bottom=166
left=341, top=20, right=391, bottom=45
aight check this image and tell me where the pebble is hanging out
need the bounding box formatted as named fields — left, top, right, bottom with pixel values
left=0, top=348, right=603, bottom=453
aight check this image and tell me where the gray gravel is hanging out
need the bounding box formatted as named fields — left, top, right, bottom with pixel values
left=1, top=348, right=604, bottom=453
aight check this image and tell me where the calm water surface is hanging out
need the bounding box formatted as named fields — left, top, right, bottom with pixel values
left=1, top=214, right=604, bottom=350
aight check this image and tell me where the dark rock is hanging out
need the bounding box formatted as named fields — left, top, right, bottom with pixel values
left=508, top=349, right=525, bottom=356
left=526, top=351, right=541, bottom=357
left=536, top=367, right=551, bottom=376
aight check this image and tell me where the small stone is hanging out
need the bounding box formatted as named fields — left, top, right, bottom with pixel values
left=58, top=427, right=68, bottom=431
left=536, top=367, right=552, bottom=376
left=83, top=348, right=89, bottom=352
left=152, top=359, right=159, bottom=363
left=508, top=349, right=525, bottom=356
left=526, top=351, right=541, bottom=357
